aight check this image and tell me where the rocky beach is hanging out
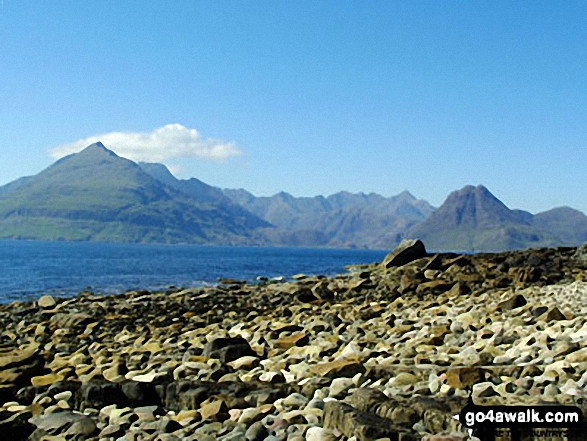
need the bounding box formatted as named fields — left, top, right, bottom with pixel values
left=1, top=240, right=587, bottom=441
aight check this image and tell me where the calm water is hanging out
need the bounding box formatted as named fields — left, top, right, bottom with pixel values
left=0, top=240, right=387, bottom=303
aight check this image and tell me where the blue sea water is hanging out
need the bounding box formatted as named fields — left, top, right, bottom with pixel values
left=0, top=240, right=387, bottom=303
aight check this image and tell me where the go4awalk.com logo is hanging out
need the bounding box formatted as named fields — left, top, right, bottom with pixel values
left=454, top=396, right=584, bottom=439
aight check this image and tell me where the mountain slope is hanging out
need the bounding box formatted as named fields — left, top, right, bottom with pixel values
left=533, top=206, right=587, bottom=245
left=0, top=143, right=268, bottom=244
left=138, top=162, right=270, bottom=230
left=408, top=185, right=585, bottom=252
left=222, top=188, right=435, bottom=249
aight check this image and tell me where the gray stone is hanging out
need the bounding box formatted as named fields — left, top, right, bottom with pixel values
left=245, top=421, right=268, bottom=441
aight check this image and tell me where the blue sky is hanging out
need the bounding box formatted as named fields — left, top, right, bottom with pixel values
left=1, top=1, right=586, bottom=214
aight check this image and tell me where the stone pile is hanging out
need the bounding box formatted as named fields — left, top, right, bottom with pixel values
left=1, top=241, right=587, bottom=440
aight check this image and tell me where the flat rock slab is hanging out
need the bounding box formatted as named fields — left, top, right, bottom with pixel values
left=323, top=400, right=417, bottom=441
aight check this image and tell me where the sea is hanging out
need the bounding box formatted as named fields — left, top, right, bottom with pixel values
left=0, top=240, right=388, bottom=304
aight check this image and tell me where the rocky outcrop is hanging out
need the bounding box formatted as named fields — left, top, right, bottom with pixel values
left=0, top=243, right=587, bottom=440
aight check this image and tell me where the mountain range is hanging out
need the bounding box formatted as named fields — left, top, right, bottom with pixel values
left=410, top=184, right=587, bottom=252
left=0, top=143, right=585, bottom=251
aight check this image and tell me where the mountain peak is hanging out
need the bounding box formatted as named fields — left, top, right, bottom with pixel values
left=80, top=142, right=118, bottom=158
left=396, top=190, right=416, bottom=200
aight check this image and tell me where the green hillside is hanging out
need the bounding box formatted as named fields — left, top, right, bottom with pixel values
left=0, top=143, right=267, bottom=244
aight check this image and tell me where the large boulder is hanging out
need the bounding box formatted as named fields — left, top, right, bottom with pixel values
left=382, top=239, right=427, bottom=268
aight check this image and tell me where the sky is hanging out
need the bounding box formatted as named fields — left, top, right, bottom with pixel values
left=1, top=1, right=586, bottom=214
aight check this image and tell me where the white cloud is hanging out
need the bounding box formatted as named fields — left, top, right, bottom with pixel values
left=49, top=124, right=243, bottom=162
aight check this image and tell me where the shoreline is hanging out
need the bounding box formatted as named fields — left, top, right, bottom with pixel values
left=0, top=241, right=387, bottom=305
left=1, top=242, right=587, bottom=440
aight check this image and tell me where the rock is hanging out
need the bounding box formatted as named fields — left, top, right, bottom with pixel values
left=496, top=294, right=527, bottom=311
left=309, top=358, right=365, bottom=378
left=29, top=411, right=94, bottom=437
left=445, top=368, right=484, bottom=389
left=63, top=416, right=98, bottom=438
left=0, top=410, right=36, bottom=441
left=537, top=306, right=567, bottom=322
left=323, top=400, right=408, bottom=441
left=328, top=378, right=354, bottom=398
left=416, top=280, right=454, bottom=295
left=203, top=337, right=256, bottom=363
left=472, top=382, right=497, bottom=398
left=274, top=332, right=309, bottom=349
left=391, top=372, right=419, bottom=387
left=305, top=427, right=337, bottom=441
left=573, top=244, right=587, bottom=261
left=0, top=243, right=586, bottom=441
left=49, top=312, right=94, bottom=329
left=37, top=295, right=56, bottom=309
left=382, top=239, right=427, bottom=269
left=282, top=393, right=309, bottom=409
left=238, top=407, right=264, bottom=425
left=200, top=400, right=229, bottom=421
left=227, top=356, right=259, bottom=370
left=245, top=421, right=268, bottom=441
left=31, top=372, right=65, bottom=387
left=566, top=347, right=587, bottom=363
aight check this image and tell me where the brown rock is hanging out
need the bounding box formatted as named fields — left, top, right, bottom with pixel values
left=37, top=295, right=56, bottom=309
left=496, top=294, right=527, bottom=312
left=310, top=358, right=365, bottom=378
left=200, top=400, right=229, bottom=420
left=274, top=332, right=309, bottom=349
left=416, top=280, right=454, bottom=295
left=445, top=367, right=485, bottom=389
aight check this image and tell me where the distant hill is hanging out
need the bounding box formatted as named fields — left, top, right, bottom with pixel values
left=0, top=143, right=270, bottom=244
left=0, top=144, right=584, bottom=251
left=138, top=162, right=269, bottom=230
left=222, top=188, right=435, bottom=249
left=408, top=185, right=587, bottom=252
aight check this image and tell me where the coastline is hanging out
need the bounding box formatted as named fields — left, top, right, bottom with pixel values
left=1, top=242, right=587, bottom=440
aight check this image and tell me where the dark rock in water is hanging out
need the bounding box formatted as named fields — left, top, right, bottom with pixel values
left=203, top=336, right=256, bottom=363
left=382, top=239, right=427, bottom=268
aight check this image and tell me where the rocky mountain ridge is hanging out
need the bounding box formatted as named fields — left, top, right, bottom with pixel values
left=409, top=185, right=587, bottom=252
left=0, top=143, right=585, bottom=251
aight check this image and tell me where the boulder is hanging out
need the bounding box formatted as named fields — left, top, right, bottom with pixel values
left=382, top=239, right=427, bottom=269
